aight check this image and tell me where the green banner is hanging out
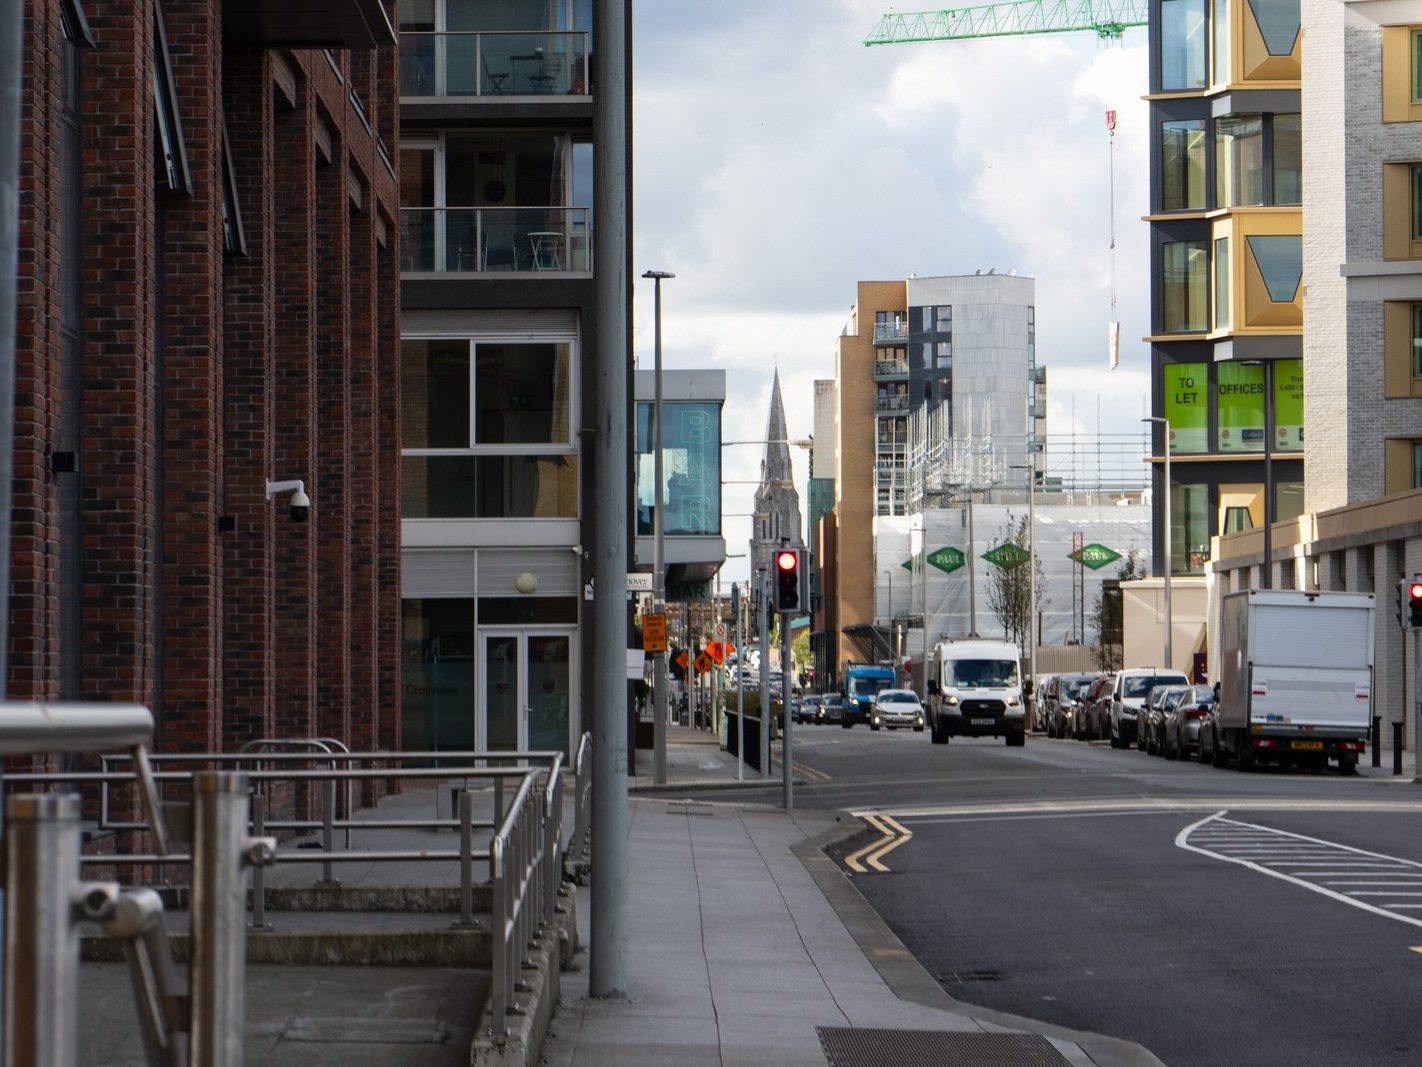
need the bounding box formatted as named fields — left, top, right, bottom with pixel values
left=1274, top=358, right=1302, bottom=451
left=1217, top=362, right=1265, bottom=452
left=982, top=543, right=1030, bottom=569
left=927, top=546, right=966, bottom=574
left=1163, top=362, right=1207, bottom=453
left=901, top=558, right=913, bottom=571
left=1070, top=543, right=1122, bottom=570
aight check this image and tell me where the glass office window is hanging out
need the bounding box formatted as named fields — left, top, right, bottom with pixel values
left=634, top=401, right=722, bottom=536
left=1214, top=237, right=1230, bottom=329
left=401, top=598, right=475, bottom=753
left=1163, top=362, right=1208, bottom=453
left=935, top=305, right=953, bottom=333
left=1274, top=358, right=1303, bottom=451
left=1171, top=482, right=1210, bottom=575
left=1246, top=235, right=1302, bottom=302
left=1246, top=0, right=1300, bottom=56
left=1216, top=361, right=1265, bottom=452
left=1213, top=0, right=1230, bottom=84
left=403, top=339, right=471, bottom=448
left=1161, top=120, right=1207, bottom=210
left=1216, top=115, right=1265, bottom=207
left=1272, top=114, right=1301, bottom=204
left=1161, top=0, right=1207, bottom=90
left=1162, top=241, right=1208, bottom=332
left=402, top=455, right=577, bottom=518
left=474, top=344, right=570, bottom=445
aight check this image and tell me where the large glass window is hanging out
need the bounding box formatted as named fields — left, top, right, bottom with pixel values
left=1213, top=0, right=1230, bottom=84
left=1161, top=0, right=1207, bottom=90
left=1216, top=362, right=1265, bottom=452
left=634, top=401, right=722, bottom=536
left=1162, top=241, right=1209, bottom=332
left=402, top=339, right=576, bottom=518
left=401, top=598, right=475, bottom=753
left=1171, top=482, right=1210, bottom=575
left=1216, top=115, right=1264, bottom=207
left=1163, top=363, right=1208, bottom=453
left=1246, top=0, right=1300, bottom=56
left=1272, top=114, right=1301, bottom=204
left=1246, top=235, right=1302, bottom=302
left=1161, top=120, right=1207, bottom=210
left=1214, top=236, right=1230, bottom=329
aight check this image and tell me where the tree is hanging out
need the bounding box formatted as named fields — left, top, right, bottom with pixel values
left=984, top=511, right=1047, bottom=656
left=1091, top=550, right=1143, bottom=671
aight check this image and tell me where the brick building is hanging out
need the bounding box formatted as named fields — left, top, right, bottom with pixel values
left=13, top=0, right=403, bottom=754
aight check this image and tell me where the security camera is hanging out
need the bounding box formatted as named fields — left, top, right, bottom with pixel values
left=266, top=478, right=311, bottom=523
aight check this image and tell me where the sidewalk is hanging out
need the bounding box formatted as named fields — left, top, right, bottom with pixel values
left=543, top=727, right=1162, bottom=1066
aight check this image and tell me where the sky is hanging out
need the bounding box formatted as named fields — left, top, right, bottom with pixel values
left=630, top=0, right=1153, bottom=586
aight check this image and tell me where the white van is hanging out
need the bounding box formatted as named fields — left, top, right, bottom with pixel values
left=1108, top=667, right=1189, bottom=748
left=925, top=639, right=1026, bottom=747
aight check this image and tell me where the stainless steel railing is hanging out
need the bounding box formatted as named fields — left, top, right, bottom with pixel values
left=571, top=731, right=592, bottom=871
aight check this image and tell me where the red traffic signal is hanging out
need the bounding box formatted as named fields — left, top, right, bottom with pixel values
left=1410, top=582, right=1422, bottom=627
left=774, top=548, right=804, bottom=612
left=776, top=550, right=797, bottom=571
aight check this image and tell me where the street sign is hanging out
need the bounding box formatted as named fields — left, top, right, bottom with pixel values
left=927, top=546, right=966, bottom=574
left=982, top=542, right=1030, bottom=569
left=714, top=623, right=728, bottom=640
left=642, top=612, right=668, bottom=652
left=626, top=572, right=654, bottom=592
left=1069, top=543, right=1122, bottom=571
left=694, top=651, right=714, bottom=674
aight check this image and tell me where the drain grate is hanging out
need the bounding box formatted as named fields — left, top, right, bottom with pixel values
left=817, top=1028, right=1069, bottom=1067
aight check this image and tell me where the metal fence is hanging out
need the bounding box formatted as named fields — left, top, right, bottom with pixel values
left=3, top=718, right=594, bottom=1056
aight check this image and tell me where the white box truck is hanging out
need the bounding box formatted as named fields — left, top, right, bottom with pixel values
left=1213, top=589, right=1374, bottom=773
left=925, top=639, right=1026, bottom=747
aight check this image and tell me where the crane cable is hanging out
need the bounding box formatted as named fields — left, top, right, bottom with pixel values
left=1106, top=109, right=1120, bottom=370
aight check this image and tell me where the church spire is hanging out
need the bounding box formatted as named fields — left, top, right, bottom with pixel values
left=752, top=370, right=803, bottom=576
left=760, top=370, right=793, bottom=488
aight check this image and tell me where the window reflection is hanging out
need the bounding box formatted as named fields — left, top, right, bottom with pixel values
left=634, top=402, right=722, bottom=536
left=1161, top=0, right=1207, bottom=90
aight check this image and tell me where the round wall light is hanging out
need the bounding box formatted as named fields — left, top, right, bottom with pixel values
left=514, top=572, right=539, bottom=595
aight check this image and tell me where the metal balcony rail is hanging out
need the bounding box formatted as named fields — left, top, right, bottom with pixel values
left=400, top=30, right=591, bottom=97
left=400, top=206, right=591, bottom=273
left=872, top=321, right=908, bottom=343
left=875, top=394, right=909, bottom=413
left=874, top=360, right=909, bottom=377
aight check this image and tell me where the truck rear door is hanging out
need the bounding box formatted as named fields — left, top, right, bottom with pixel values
left=1248, top=602, right=1373, bottom=734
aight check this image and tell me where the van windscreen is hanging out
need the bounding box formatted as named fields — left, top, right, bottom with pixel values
left=944, top=660, right=1017, bottom=688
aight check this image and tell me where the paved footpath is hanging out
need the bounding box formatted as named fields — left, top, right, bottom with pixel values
left=541, top=728, right=1162, bottom=1066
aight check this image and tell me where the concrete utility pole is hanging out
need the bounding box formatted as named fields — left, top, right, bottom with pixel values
left=589, top=0, right=629, bottom=999
left=644, top=269, right=673, bottom=784
left=781, top=612, right=794, bottom=811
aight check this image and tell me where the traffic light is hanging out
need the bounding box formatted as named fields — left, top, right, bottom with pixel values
left=774, top=547, right=805, bottom=613
left=1407, top=578, right=1422, bottom=629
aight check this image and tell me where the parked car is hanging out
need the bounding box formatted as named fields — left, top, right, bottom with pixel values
left=1143, top=684, right=1189, bottom=754
left=1164, top=685, right=1216, bottom=760
left=1034, top=674, right=1058, bottom=733
left=798, top=694, right=823, bottom=724
left=1109, top=668, right=1190, bottom=748
left=1081, top=674, right=1116, bottom=740
left=1047, top=673, right=1097, bottom=740
left=869, top=689, right=926, bottom=732
left=817, top=694, right=845, bottom=724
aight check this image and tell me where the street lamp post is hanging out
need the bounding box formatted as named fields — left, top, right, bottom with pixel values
left=1143, top=416, right=1172, bottom=669
left=643, top=270, right=674, bottom=786
left=1243, top=360, right=1275, bottom=589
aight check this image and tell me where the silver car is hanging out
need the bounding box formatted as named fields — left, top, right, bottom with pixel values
left=1163, top=685, right=1216, bottom=760
left=869, top=689, right=926, bottom=732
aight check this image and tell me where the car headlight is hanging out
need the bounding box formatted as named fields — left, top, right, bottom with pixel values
left=945, top=695, right=959, bottom=706
left=1007, top=697, right=1020, bottom=707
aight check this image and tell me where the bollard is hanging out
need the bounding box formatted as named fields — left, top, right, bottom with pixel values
left=1373, top=715, right=1382, bottom=768
left=189, top=771, right=274, bottom=1067
left=4, top=793, right=83, bottom=1067
left=1395, top=721, right=1405, bottom=777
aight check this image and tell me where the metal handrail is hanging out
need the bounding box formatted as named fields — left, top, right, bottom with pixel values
left=399, top=29, right=591, bottom=98
left=489, top=772, right=539, bottom=1038
left=571, top=732, right=592, bottom=869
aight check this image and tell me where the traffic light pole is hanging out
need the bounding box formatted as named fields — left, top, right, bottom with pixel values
left=782, top=616, right=794, bottom=811
left=1414, top=625, right=1421, bottom=784
left=759, top=570, right=770, bottom=779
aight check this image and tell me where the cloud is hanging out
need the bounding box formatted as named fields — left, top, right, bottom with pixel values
left=633, top=7, right=1152, bottom=583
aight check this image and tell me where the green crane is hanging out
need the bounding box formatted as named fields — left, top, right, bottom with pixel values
left=864, top=0, right=1147, bottom=45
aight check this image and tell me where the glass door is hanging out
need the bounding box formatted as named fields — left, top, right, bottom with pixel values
left=479, top=630, right=574, bottom=754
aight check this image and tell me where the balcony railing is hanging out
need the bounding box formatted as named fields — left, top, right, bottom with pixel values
left=874, top=360, right=909, bottom=378
left=875, top=394, right=909, bottom=413
left=400, top=31, right=591, bottom=97
left=401, top=207, right=591, bottom=273
left=872, top=321, right=908, bottom=344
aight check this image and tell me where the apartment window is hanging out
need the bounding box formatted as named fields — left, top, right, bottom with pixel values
left=935, top=341, right=952, bottom=367
left=1385, top=439, right=1422, bottom=493
left=1162, top=240, right=1208, bottom=332
left=1414, top=30, right=1422, bottom=101
left=1213, top=237, right=1230, bottom=329
left=1171, top=482, right=1210, bottom=576
left=1160, top=0, right=1207, bottom=90
left=1414, top=305, right=1422, bottom=377
left=1216, top=115, right=1264, bottom=207
left=1414, top=164, right=1422, bottom=240
left=1246, top=235, right=1302, bottom=302
left=1416, top=443, right=1422, bottom=488
left=1382, top=162, right=1422, bottom=258
left=1381, top=302, right=1422, bottom=396
left=1161, top=120, right=1206, bottom=210
left=1212, top=0, right=1230, bottom=84
left=1273, top=114, right=1301, bottom=204
left=401, top=339, right=577, bottom=518
left=935, top=305, right=952, bottom=333
left=1247, top=0, right=1300, bottom=55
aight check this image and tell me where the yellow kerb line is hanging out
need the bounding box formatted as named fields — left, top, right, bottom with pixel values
left=862, top=815, right=913, bottom=872
left=844, top=814, right=894, bottom=873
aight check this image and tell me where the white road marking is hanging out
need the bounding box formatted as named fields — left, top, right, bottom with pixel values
left=1178, top=812, right=1422, bottom=931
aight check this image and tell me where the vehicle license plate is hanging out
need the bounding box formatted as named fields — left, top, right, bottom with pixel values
left=972, top=718, right=994, bottom=726
left=1290, top=740, right=1323, bottom=750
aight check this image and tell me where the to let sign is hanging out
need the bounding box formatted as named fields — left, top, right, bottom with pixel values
left=642, top=613, right=668, bottom=652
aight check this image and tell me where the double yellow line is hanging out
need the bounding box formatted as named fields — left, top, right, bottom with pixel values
left=770, top=757, right=832, bottom=782
left=845, top=814, right=913, bottom=873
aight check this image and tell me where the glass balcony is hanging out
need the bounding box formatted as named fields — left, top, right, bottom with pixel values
left=401, top=206, right=592, bottom=273
left=872, top=321, right=909, bottom=344
left=873, top=359, right=909, bottom=378
left=875, top=394, right=909, bottom=414
left=400, top=31, right=590, bottom=97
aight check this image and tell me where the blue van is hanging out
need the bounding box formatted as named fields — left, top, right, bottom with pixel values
left=841, top=663, right=897, bottom=728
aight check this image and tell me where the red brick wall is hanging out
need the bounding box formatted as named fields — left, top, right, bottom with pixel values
left=13, top=1, right=402, bottom=762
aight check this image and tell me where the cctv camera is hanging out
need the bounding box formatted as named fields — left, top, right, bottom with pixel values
left=289, top=488, right=310, bottom=523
